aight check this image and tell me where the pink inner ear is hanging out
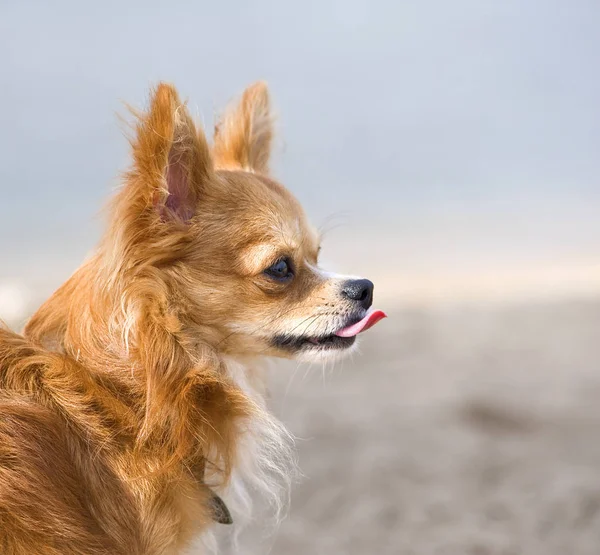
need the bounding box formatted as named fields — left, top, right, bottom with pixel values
left=163, top=149, right=194, bottom=221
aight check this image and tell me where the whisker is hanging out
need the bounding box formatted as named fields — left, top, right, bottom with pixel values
left=253, top=312, right=327, bottom=357
left=216, top=304, right=311, bottom=346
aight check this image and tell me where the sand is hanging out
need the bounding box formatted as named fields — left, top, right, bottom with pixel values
left=230, top=298, right=600, bottom=555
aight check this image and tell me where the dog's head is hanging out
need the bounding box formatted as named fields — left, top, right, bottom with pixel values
left=111, top=82, right=385, bottom=363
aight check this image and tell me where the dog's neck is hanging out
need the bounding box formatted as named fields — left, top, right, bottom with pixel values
left=26, top=255, right=243, bottom=455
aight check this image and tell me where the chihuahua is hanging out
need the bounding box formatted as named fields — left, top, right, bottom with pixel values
left=0, top=82, right=385, bottom=554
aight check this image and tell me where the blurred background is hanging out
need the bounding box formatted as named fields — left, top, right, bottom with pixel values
left=1, top=0, right=599, bottom=553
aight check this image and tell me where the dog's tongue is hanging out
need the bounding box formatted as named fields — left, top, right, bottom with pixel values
left=335, top=310, right=387, bottom=338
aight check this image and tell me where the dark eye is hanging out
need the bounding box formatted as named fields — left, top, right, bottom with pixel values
left=264, top=258, right=293, bottom=281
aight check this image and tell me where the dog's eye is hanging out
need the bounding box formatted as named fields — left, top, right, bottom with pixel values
left=264, top=258, right=293, bottom=281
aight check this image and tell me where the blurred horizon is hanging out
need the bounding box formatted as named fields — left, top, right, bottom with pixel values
left=2, top=0, right=599, bottom=318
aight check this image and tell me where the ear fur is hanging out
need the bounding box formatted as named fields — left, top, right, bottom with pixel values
left=213, top=81, right=273, bottom=173
left=130, top=83, right=213, bottom=221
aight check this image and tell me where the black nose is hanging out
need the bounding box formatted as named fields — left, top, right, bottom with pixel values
left=341, top=279, right=374, bottom=309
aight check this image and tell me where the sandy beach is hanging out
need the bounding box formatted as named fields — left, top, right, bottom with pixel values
left=228, top=297, right=600, bottom=555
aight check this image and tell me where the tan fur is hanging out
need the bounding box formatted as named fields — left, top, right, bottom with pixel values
left=0, top=81, right=371, bottom=553
left=213, top=81, right=273, bottom=173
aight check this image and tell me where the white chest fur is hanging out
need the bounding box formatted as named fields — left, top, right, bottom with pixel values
left=203, top=357, right=295, bottom=550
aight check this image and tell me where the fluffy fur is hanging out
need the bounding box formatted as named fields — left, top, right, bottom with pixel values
left=0, top=82, right=374, bottom=554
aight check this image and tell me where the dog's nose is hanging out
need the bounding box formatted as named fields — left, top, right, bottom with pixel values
left=341, top=279, right=374, bottom=309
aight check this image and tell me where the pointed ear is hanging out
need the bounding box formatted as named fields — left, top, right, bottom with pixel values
left=213, top=81, right=273, bottom=174
left=131, top=83, right=212, bottom=222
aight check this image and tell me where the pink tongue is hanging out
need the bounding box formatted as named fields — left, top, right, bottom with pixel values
left=335, top=310, right=387, bottom=338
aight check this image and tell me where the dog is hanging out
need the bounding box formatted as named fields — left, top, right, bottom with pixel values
left=0, top=82, right=385, bottom=554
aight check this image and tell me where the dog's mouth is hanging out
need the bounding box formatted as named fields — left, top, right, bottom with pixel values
left=273, top=309, right=387, bottom=352
left=274, top=332, right=357, bottom=351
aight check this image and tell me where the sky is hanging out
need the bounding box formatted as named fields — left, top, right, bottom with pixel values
left=1, top=0, right=599, bottom=317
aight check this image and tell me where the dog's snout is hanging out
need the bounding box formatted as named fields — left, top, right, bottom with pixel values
left=341, top=279, right=374, bottom=309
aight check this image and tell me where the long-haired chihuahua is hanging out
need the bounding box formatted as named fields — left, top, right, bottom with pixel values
left=0, top=82, right=385, bottom=554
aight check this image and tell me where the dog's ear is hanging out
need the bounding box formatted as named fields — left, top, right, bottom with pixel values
left=213, top=81, right=273, bottom=174
left=129, top=83, right=212, bottom=222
